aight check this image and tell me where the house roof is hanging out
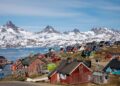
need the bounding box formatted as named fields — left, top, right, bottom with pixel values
left=0, top=56, right=6, bottom=59
left=48, top=60, right=67, bottom=78
left=103, top=58, right=120, bottom=72
left=0, top=65, right=5, bottom=69
left=59, top=61, right=92, bottom=75
left=58, top=61, right=80, bottom=75
left=48, top=59, right=92, bottom=77
left=21, top=55, right=38, bottom=66
left=110, top=53, right=120, bottom=56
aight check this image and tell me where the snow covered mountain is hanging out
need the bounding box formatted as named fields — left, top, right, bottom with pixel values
left=0, top=21, right=120, bottom=48
left=0, top=21, right=34, bottom=48
left=39, top=25, right=60, bottom=34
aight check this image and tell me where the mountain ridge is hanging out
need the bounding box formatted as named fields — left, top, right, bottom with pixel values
left=0, top=21, right=120, bottom=48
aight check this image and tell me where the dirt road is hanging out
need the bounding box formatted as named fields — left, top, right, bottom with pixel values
left=0, top=81, right=60, bottom=86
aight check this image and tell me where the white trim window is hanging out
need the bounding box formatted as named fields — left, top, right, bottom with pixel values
left=60, top=74, right=66, bottom=80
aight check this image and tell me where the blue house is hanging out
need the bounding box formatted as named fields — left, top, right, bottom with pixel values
left=0, top=72, right=4, bottom=79
left=0, top=64, right=12, bottom=79
left=103, top=57, right=120, bottom=75
left=3, top=64, right=12, bottom=76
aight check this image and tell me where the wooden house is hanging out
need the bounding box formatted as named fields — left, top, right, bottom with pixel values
left=99, top=41, right=105, bottom=47
left=0, top=56, right=7, bottom=68
left=104, top=53, right=120, bottom=60
left=2, top=65, right=12, bottom=77
left=27, top=57, right=46, bottom=76
left=103, top=56, right=120, bottom=75
left=0, top=72, right=4, bottom=79
left=114, top=41, right=120, bottom=46
left=110, top=53, right=120, bottom=57
left=104, top=41, right=112, bottom=46
left=48, top=60, right=67, bottom=84
left=48, top=59, right=92, bottom=85
left=12, top=54, right=46, bottom=77
left=60, top=47, right=65, bottom=53
left=78, top=45, right=85, bottom=51
left=92, top=71, right=108, bottom=84
left=48, top=70, right=59, bottom=84
left=104, top=53, right=112, bottom=60
left=12, top=59, right=24, bottom=70
left=66, top=46, right=73, bottom=52
left=81, top=49, right=92, bottom=58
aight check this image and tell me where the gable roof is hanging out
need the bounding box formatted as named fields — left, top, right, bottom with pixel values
left=48, top=60, right=67, bottom=78
left=48, top=59, right=92, bottom=77
left=58, top=61, right=80, bottom=75
left=59, top=61, right=79, bottom=75
left=59, top=61, right=92, bottom=75
left=0, top=56, right=6, bottom=59
left=21, top=55, right=39, bottom=66
left=103, top=58, right=120, bottom=72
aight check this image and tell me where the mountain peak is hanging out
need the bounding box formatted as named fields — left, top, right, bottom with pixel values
left=41, top=25, right=60, bottom=33
left=91, top=27, right=110, bottom=34
left=45, top=25, right=54, bottom=31
left=1, top=21, right=19, bottom=33
left=72, top=28, right=80, bottom=33
left=5, top=20, right=18, bottom=29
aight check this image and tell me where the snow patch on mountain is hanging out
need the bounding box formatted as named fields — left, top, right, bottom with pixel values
left=0, top=21, right=120, bottom=48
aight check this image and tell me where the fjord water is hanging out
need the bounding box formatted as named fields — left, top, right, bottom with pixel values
left=0, top=47, right=51, bottom=61
left=0, top=47, right=60, bottom=78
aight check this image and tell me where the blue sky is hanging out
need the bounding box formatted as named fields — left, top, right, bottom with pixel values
left=0, top=0, right=120, bottom=32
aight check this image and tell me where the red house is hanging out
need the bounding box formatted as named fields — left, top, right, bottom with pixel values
left=27, top=58, right=45, bottom=76
left=12, top=59, right=24, bottom=70
left=12, top=54, right=46, bottom=77
left=48, top=59, right=92, bottom=85
left=104, top=53, right=112, bottom=60
left=48, top=70, right=59, bottom=84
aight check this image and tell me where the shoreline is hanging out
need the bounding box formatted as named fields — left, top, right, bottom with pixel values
left=0, top=81, right=61, bottom=86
